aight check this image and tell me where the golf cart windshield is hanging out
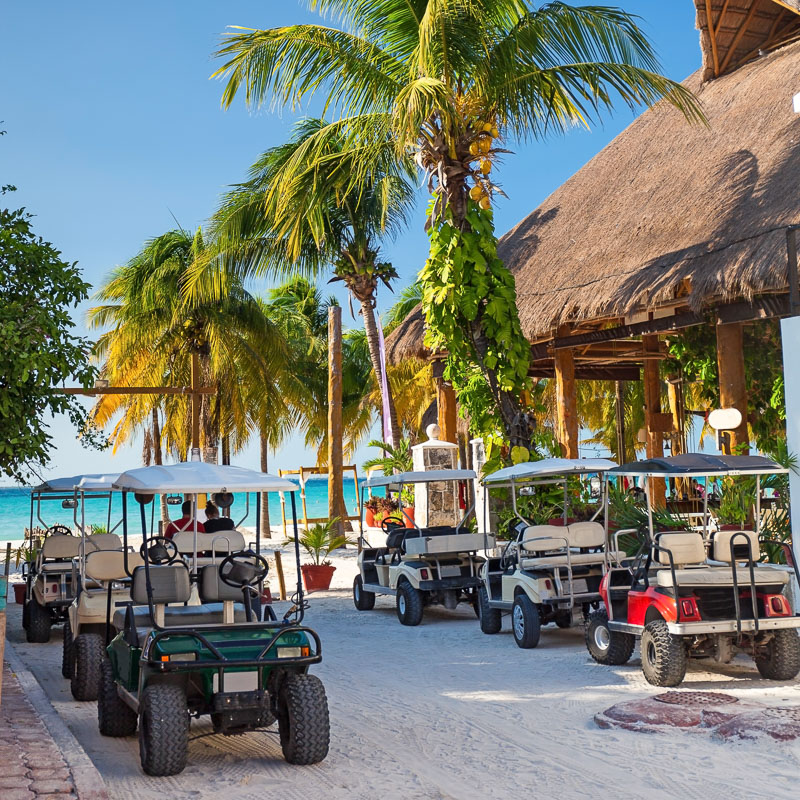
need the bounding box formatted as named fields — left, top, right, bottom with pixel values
left=30, top=472, right=121, bottom=533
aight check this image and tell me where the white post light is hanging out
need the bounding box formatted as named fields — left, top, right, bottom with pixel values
left=707, top=407, right=743, bottom=453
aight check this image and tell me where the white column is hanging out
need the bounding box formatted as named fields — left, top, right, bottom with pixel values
left=470, top=438, right=487, bottom=533
left=411, top=424, right=459, bottom=527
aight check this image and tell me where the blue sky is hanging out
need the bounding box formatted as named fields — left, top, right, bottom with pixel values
left=1, top=2, right=703, bottom=484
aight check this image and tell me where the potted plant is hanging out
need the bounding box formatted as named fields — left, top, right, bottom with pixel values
left=400, top=485, right=416, bottom=528
left=363, top=439, right=414, bottom=524
left=374, top=496, right=399, bottom=527
left=11, top=529, right=43, bottom=604
left=297, top=518, right=348, bottom=592
left=364, top=496, right=381, bottom=528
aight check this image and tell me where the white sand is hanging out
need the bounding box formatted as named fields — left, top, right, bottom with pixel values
left=6, top=544, right=800, bottom=800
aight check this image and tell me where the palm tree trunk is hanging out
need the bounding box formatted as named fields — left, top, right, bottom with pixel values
left=360, top=297, right=401, bottom=445
left=260, top=432, right=272, bottom=539
left=152, top=408, right=170, bottom=526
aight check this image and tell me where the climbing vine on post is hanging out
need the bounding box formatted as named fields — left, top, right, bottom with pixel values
left=420, top=198, right=531, bottom=447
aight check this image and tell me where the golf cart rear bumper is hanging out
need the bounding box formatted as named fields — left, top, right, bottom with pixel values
left=667, top=617, right=800, bottom=635
left=418, top=576, right=481, bottom=591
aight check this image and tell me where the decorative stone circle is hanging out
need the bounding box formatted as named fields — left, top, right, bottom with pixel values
left=654, top=691, right=739, bottom=706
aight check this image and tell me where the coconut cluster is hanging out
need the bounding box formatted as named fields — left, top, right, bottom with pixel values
left=467, top=122, right=500, bottom=209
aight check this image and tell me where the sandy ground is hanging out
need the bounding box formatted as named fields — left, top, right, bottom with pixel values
left=6, top=543, right=800, bottom=800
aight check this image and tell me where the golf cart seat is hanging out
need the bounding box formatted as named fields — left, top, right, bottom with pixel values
left=654, top=567, right=790, bottom=588
left=38, top=535, right=81, bottom=569
left=385, top=525, right=457, bottom=552
left=113, top=563, right=247, bottom=634
left=73, top=549, right=146, bottom=618
left=710, top=529, right=759, bottom=562
left=84, top=533, right=123, bottom=552
left=519, top=522, right=621, bottom=568
left=172, top=529, right=246, bottom=564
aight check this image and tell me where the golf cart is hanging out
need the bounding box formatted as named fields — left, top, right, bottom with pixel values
left=23, top=473, right=119, bottom=644
left=477, top=458, right=618, bottom=648
left=99, top=462, right=329, bottom=776
left=353, top=469, right=491, bottom=625
left=587, top=454, right=800, bottom=687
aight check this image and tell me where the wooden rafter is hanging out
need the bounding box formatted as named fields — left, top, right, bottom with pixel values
left=715, top=0, right=734, bottom=36
left=705, top=0, right=721, bottom=76
left=719, top=2, right=761, bottom=73
left=769, top=0, right=800, bottom=15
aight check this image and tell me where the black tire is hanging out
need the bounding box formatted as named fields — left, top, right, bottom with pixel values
left=555, top=611, right=572, bottom=629
left=278, top=673, right=330, bottom=765
left=641, top=619, right=687, bottom=687
left=512, top=594, right=541, bottom=649
left=70, top=633, right=105, bottom=701
left=62, top=620, right=74, bottom=679
left=22, top=597, right=30, bottom=631
left=755, top=629, right=800, bottom=680
left=353, top=575, right=376, bottom=611
left=138, top=684, right=189, bottom=776
left=477, top=586, right=502, bottom=635
left=26, top=599, right=51, bottom=643
left=585, top=610, right=635, bottom=665
left=98, top=659, right=137, bottom=737
left=396, top=580, right=424, bottom=626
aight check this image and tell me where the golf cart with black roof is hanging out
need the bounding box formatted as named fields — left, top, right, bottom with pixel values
left=587, top=454, right=800, bottom=687
left=23, top=473, right=119, bottom=644
left=353, top=469, right=491, bottom=625
left=477, top=458, right=618, bottom=648
left=99, top=462, right=329, bottom=776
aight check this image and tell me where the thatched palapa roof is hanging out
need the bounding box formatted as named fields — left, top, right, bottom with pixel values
left=385, top=1, right=800, bottom=365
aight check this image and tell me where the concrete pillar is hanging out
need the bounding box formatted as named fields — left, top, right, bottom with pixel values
left=471, top=438, right=487, bottom=533
left=716, top=321, right=749, bottom=454
left=411, top=424, right=459, bottom=527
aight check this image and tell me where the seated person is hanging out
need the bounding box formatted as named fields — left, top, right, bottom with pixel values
left=165, top=500, right=205, bottom=539
left=204, top=501, right=235, bottom=534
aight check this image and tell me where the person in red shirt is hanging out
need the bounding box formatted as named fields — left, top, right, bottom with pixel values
left=165, top=500, right=205, bottom=539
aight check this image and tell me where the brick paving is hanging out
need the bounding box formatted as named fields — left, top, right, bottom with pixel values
left=0, top=663, right=79, bottom=799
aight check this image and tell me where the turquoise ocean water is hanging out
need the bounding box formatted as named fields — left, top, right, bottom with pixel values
left=0, top=478, right=374, bottom=541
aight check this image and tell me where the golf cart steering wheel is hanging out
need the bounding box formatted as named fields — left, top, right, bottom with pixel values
left=381, top=516, right=405, bottom=533
left=46, top=524, right=73, bottom=536
left=218, top=551, right=269, bottom=589
left=139, top=536, right=179, bottom=565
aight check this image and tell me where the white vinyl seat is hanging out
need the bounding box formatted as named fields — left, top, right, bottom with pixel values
left=711, top=530, right=759, bottom=562
left=519, top=522, right=616, bottom=569
left=656, top=567, right=789, bottom=588
left=172, top=529, right=246, bottom=565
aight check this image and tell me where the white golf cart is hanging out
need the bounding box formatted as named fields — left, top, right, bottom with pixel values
left=353, top=469, right=492, bottom=625
left=23, top=473, right=120, bottom=644
left=477, top=458, right=618, bottom=648
left=588, top=454, right=800, bottom=686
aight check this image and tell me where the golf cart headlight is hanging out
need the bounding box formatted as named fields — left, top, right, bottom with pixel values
left=277, top=646, right=311, bottom=658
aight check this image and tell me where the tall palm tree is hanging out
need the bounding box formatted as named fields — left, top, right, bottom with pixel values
left=205, top=118, right=415, bottom=445
left=88, top=228, right=291, bottom=469
left=213, top=1, right=702, bottom=440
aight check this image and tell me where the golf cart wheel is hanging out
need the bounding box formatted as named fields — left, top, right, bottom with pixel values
left=555, top=611, right=572, bottom=629
left=70, top=633, right=105, bottom=701
left=396, top=580, right=424, bottom=626
left=477, top=586, right=502, bottom=635
left=278, top=673, right=330, bottom=765
left=26, top=599, right=52, bottom=643
left=512, top=594, right=541, bottom=649
left=139, top=684, right=189, bottom=776
left=641, top=619, right=687, bottom=687
left=22, top=596, right=30, bottom=631
left=62, top=620, right=74, bottom=679
left=98, top=659, right=137, bottom=737
left=353, top=575, right=375, bottom=611
left=585, top=610, right=635, bottom=665
left=755, top=629, right=800, bottom=680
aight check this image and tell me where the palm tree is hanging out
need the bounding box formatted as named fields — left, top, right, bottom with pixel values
left=88, top=228, right=291, bottom=471
left=213, top=1, right=702, bottom=441
left=205, top=118, right=415, bottom=445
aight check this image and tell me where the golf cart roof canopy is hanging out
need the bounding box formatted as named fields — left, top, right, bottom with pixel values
left=365, top=469, right=476, bottom=489
left=609, top=453, right=787, bottom=478
left=483, top=458, right=617, bottom=485
left=113, top=462, right=299, bottom=494
left=33, top=473, right=120, bottom=493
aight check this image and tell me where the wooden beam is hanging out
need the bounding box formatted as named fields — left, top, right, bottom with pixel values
left=437, top=381, right=458, bottom=444
left=719, top=2, right=760, bottom=74
left=642, top=335, right=666, bottom=507
left=553, top=327, right=579, bottom=459
left=328, top=306, right=346, bottom=537
left=57, top=386, right=216, bottom=395
left=715, top=0, right=733, bottom=36
left=615, top=380, right=626, bottom=463
left=191, top=352, right=200, bottom=456
left=705, top=0, right=721, bottom=76
left=528, top=366, right=642, bottom=380
left=716, top=321, right=750, bottom=454
left=769, top=0, right=800, bottom=16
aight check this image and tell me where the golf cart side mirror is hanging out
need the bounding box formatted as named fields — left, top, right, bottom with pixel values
left=61, top=499, right=78, bottom=509
left=166, top=494, right=183, bottom=506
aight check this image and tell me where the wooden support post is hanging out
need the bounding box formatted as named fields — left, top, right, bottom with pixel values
left=642, top=335, right=666, bottom=506
left=437, top=381, right=458, bottom=444
left=328, top=307, right=346, bottom=536
left=260, top=434, right=271, bottom=539
left=716, top=322, right=750, bottom=454
left=615, top=381, right=626, bottom=464
left=273, top=550, right=287, bottom=601
left=191, top=351, right=201, bottom=457
left=553, top=327, right=579, bottom=458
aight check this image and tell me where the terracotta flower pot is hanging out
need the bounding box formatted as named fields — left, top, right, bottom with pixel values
left=301, top=564, right=336, bottom=592
left=13, top=583, right=26, bottom=604
left=365, top=508, right=376, bottom=528
left=404, top=507, right=416, bottom=528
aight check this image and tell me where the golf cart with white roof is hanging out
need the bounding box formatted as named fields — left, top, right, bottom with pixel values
left=588, top=454, right=800, bottom=687
left=23, top=473, right=119, bottom=644
left=478, top=458, right=618, bottom=648
left=353, top=469, right=491, bottom=625
left=99, top=462, right=329, bottom=776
